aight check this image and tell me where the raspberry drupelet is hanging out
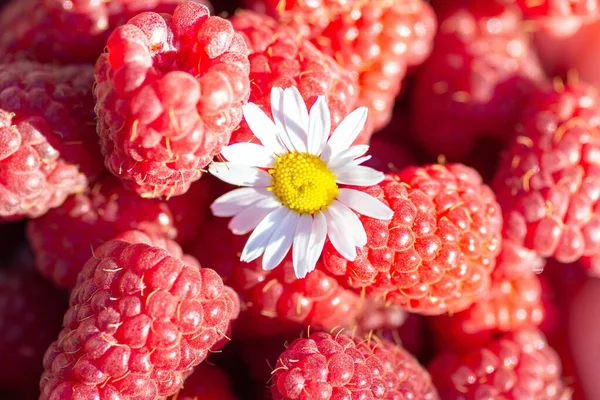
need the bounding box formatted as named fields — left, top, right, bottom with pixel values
left=271, top=331, right=439, bottom=400
left=39, top=230, right=239, bottom=399
left=27, top=174, right=212, bottom=288
left=411, top=0, right=544, bottom=160
left=0, top=0, right=209, bottom=64
left=188, top=216, right=362, bottom=339
left=322, top=164, right=503, bottom=315
left=94, top=2, right=250, bottom=198
left=0, top=62, right=102, bottom=220
left=492, top=80, right=600, bottom=271
left=429, top=329, right=572, bottom=399
left=228, top=11, right=365, bottom=145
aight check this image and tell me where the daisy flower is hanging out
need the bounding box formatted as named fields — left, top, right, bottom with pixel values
left=209, top=86, right=394, bottom=279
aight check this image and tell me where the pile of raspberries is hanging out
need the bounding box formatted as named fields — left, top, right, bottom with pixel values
left=2, top=0, right=600, bottom=399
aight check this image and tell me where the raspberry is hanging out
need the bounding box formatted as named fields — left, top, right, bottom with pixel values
left=0, top=62, right=102, bottom=220
left=0, top=0, right=208, bottom=64
left=429, top=329, right=572, bottom=399
left=40, top=232, right=238, bottom=399
left=353, top=299, right=408, bottom=334
left=411, top=0, right=544, bottom=160
left=94, top=2, right=251, bottom=198
left=431, top=272, right=545, bottom=352
left=27, top=174, right=212, bottom=288
left=363, top=133, right=417, bottom=174
left=0, top=262, right=68, bottom=396
left=515, top=0, right=599, bottom=37
left=492, top=81, right=600, bottom=268
left=188, top=216, right=362, bottom=339
left=271, top=332, right=439, bottom=399
left=322, top=164, right=503, bottom=315
left=228, top=11, right=365, bottom=145
left=167, top=363, right=236, bottom=400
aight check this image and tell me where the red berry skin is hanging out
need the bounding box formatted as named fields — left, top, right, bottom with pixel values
left=411, top=0, right=544, bottom=160
left=188, top=216, right=362, bottom=339
left=271, top=332, right=439, bottom=400
left=167, top=363, right=236, bottom=400
left=323, top=164, right=503, bottom=315
left=228, top=11, right=367, bottom=145
left=429, top=329, right=572, bottom=399
left=94, top=2, right=250, bottom=198
left=515, top=0, right=599, bottom=37
left=0, top=0, right=210, bottom=64
left=27, top=174, right=212, bottom=288
left=492, top=81, right=600, bottom=270
left=0, top=62, right=102, bottom=220
left=39, top=232, right=238, bottom=399
left=0, top=263, right=68, bottom=397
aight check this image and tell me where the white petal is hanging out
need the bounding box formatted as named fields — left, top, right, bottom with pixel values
left=324, top=206, right=357, bottom=261
left=228, top=196, right=281, bottom=235
left=262, top=211, right=299, bottom=271
left=327, top=145, right=369, bottom=171
left=307, top=96, right=330, bottom=155
left=337, top=188, right=394, bottom=220
left=306, top=212, right=327, bottom=274
left=240, top=207, right=286, bottom=263
left=220, top=143, right=276, bottom=168
left=282, top=87, right=309, bottom=153
left=209, top=162, right=272, bottom=187
left=328, top=200, right=367, bottom=247
left=210, top=187, right=271, bottom=217
left=335, top=166, right=385, bottom=186
left=270, top=87, right=295, bottom=152
left=292, top=214, right=313, bottom=279
left=242, top=103, right=287, bottom=154
left=326, top=107, right=368, bottom=157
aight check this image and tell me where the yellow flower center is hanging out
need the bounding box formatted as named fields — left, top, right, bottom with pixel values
left=269, top=152, right=338, bottom=215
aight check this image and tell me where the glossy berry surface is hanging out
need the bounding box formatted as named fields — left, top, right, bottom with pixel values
left=271, top=331, right=438, bottom=400
left=40, top=232, right=238, bottom=399
left=94, top=2, right=250, bottom=198
left=323, top=164, right=503, bottom=315
left=429, top=329, right=571, bottom=399
left=0, top=62, right=101, bottom=219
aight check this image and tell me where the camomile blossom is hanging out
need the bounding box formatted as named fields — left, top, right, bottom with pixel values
left=208, top=86, right=394, bottom=279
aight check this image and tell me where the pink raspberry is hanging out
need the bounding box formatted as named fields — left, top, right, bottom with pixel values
left=188, top=216, right=362, bottom=339
left=167, top=363, right=236, bottom=400
left=322, top=164, right=503, bottom=315
left=271, top=331, right=439, bottom=399
left=411, top=0, right=544, bottom=160
left=228, top=11, right=365, bottom=145
left=0, top=262, right=68, bottom=397
left=27, top=174, right=212, bottom=288
left=0, top=0, right=209, bottom=64
left=94, top=2, right=250, bottom=198
left=492, top=81, right=600, bottom=270
left=0, top=62, right=102, bottom=220
left=429, top=329, right=572, bottom=399
left=39, top=231, right=238, bottom=399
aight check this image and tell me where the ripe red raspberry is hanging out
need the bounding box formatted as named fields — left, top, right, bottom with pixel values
left=353, top=299, right=408, bottom=334
left=0, top=263, right=68, bottom=396
left=411, top=0, right=544, bottom=160
left=27, top=174, right=212, bottom=288
left=431, top=271, right=545, bottom=352
left=0, top=0, right=209, bottom=64
left=271, top=332, right=439, bottom=400
left=429, top=329, right=572, bottom=399
left=0, top=62, right=102, bottom=220
left=492, top=81, right=600, bottom=269
left=188, top=216, right=361, bottom=339
left=228, top=11, right=366, bottom=145
left=94, top=2, right=250, bottom=198
left=515, top=0, right=599, bottom=37
left=167, top=363, right=236, bottom=400
left=40, top=232, right=238, bottom=399
left=322, top=164, right=502, bottom=315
